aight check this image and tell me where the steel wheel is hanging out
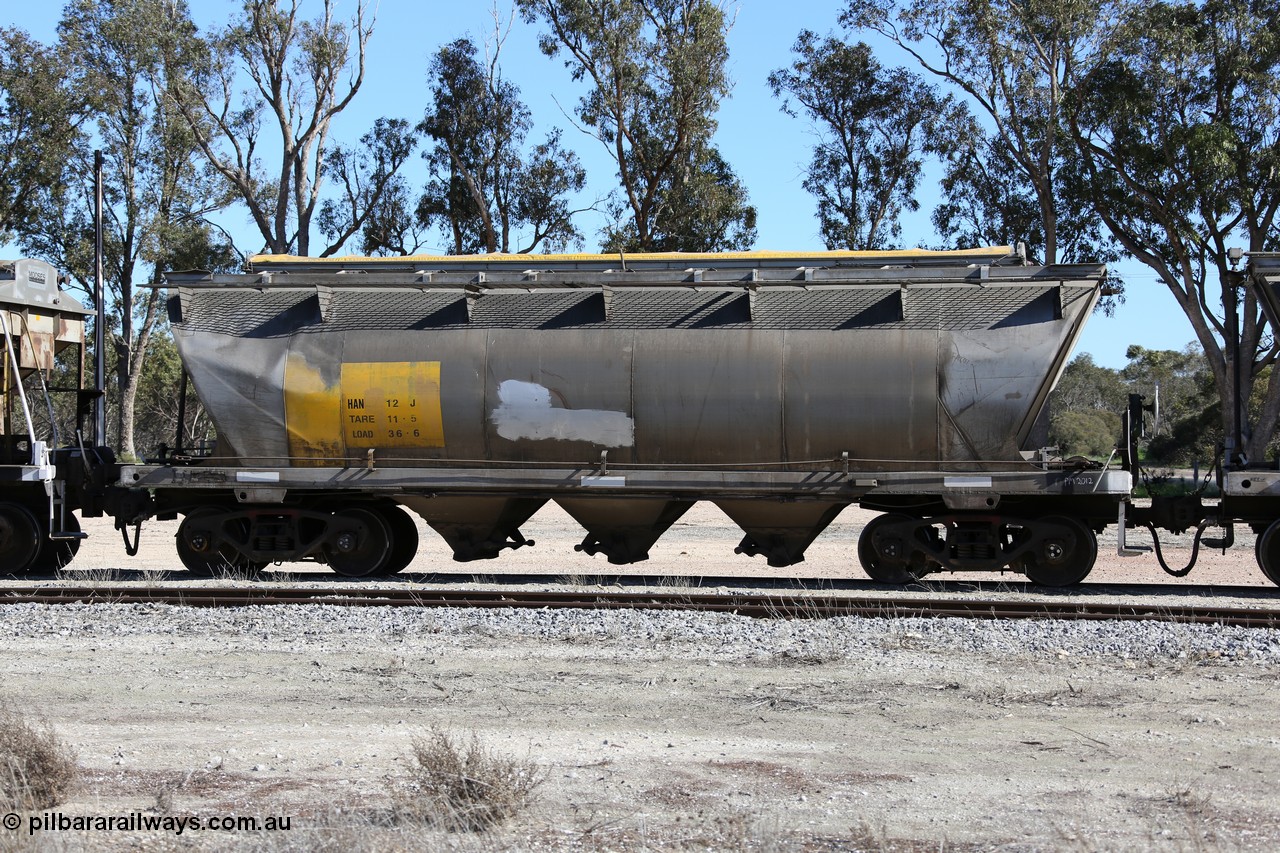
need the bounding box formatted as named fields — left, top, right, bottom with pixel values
left=1024, top=515, right=1097, bottom=587
left=0, top=502, right=40, bottom=575
left=1256, top=520, right=1280, bottom=586
left=857, top=513, right=922, bottom=584
left=324, top=507, right=392, bottom=577
left=29, top=512, right=81, bottom=573
left=176, top=507, right=263, bottom=577
left=376, top=505, right=420, bottom=575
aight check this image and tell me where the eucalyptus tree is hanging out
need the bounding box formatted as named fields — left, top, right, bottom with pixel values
left=318, top=117, right=420, bottom=255
left=33, top=0, right=235, bottom=460
left=1068, top=0, right=1280, bottom=462
left=768, top=32, right=950, bottom=250
left=518, top=0, right=756, bottom=251
left=346, top=173, right=425, bottom=256
left=843, top=0, right=1116, bottom=267
left=172, top=0, right=409, bottom=257
left=0, top=28, right=84, bottom=243
left=1044, top=355, right=1121, bottom=457
left=415, top=36, right=586, bottom=255
left=931, top=129, right=1041, bottom=252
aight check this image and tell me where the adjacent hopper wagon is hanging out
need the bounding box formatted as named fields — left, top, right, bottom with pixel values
left=0, top=259, right=95, bottom=572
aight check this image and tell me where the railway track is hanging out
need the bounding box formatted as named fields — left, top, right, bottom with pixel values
left=35, top=568, right=1280, bottom=599
left=2, top=584, right=1278, bottom=628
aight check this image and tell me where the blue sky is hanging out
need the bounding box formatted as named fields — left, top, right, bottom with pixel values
left=6, top=0, right=1206, bottom=369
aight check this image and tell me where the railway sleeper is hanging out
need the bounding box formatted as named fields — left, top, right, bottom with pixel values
left=858, top=513, right=1098, bottom=587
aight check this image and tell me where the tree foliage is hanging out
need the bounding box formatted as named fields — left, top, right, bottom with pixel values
left=1051, top=353, right=1126, bottom=415
left=518, top=0, right=756, bottom=251
left=1047, top=354, right=1124, bottom=457
left=1050, top=409, right=1122, bottom=458
left=1068, top=0, right=1280, bottom=462
left=1048, top=347, right=1223, bottom=463
left=768, top=33, right=950, bottom=250
left=0, top=28, right=84, bottom=244
left=26, top=0, right=236, bottom=460
left=135, top=330, right=215, bottom=454
left=930, top=125, right=1114, bottom=276
left=170, top=0, right=405, bottom=257
left=1121, top=345, right=1209, bottom=432
left=842, top=0, right=1119, bottom=269
left=318, top=117, right=418, bottom=255
left=414, top=36, right=586, bottom=255
left=843, top=0, right=1280, bottom=460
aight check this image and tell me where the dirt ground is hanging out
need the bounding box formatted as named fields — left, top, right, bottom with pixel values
left=2, top=505, right=1279, bottom=851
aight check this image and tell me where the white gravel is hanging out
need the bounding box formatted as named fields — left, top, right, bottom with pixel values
left=6, top=599, right=1280, bottom=849
left=4, top=601, right=1279, bottom=666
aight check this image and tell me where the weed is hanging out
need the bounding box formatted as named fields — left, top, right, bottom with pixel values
left=208, top=559, right=263, bottom=582
left=55, top=565, right=125, bottom=584
left=654, top=575, right=696, bottom=589
left=152, top=779, right=176, bottom=814
left=393, top=730, right=542, bottom=832
left=1166, top=782, right=1213, bottom=815
left=0, top=704, right=78, bottom=810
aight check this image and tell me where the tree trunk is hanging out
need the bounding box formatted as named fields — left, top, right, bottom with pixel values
left=1248, top=364, right=1280, bottom=462
left=114, top=338, right=135, bottom=461
left=113, top=288, right=164, bottom=462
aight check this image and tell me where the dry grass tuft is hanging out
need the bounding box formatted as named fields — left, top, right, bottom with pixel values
left=394, top=730, right=541, bottom=831
left=0, top=704, right=78, bottom=810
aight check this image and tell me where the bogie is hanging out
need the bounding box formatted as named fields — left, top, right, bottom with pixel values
left=857, top=514, right=926, bottom=583
left=175, top=507, right=266, bottom=577
left=29, top=512, right=82, bottom=573
left=1021, top=516, right=1098, bottom=587
left=857, top=512, right=1099, bottom=587
left=171, top=502, right=419, bottom=578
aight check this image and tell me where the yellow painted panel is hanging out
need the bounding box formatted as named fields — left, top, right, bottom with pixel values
left=283, top=352, right=343, bottom=461
left=285, top=357, right=446, bottom=460
left=340, top=361, right=445, bottom=449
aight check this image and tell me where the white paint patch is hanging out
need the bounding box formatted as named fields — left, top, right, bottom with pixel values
left=943, top=476, right=993, bottom=489
left=492, top=380, right=635, bottom=447
left=580, top=475, right=627, bottom=487
left=236, top=471, right=281, bottom=483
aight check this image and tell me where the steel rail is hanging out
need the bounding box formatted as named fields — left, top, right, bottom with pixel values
left=1, top=585, right=1277, bottom=628
left=41, top=571, right=1280, bottom=599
